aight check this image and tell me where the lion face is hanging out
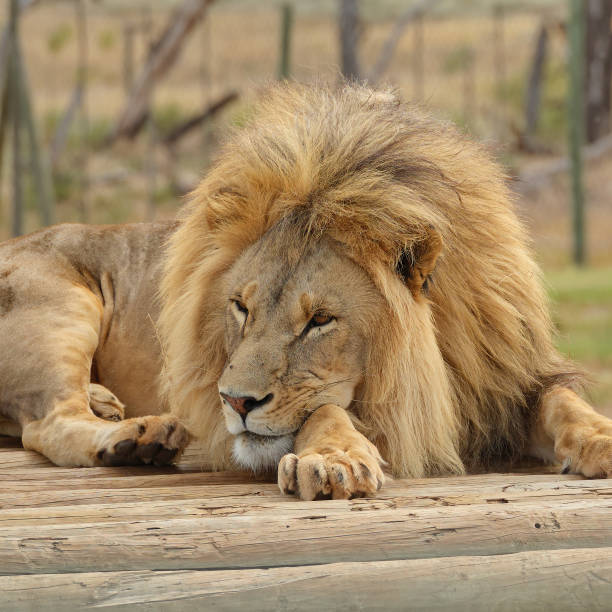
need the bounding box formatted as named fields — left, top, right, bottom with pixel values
left=217, top=227, right=385, bottom=470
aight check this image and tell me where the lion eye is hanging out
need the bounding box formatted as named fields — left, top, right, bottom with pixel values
left=234, top=300, right=248, bottom=315
left=231, top=300, right=249, bottom=325
left=312, top=313, right=333, bottom=326
left=303, top=312, right=335, bottom=336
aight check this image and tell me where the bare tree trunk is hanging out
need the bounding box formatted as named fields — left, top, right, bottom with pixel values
left=584, top=0, right=612, bottom=143
left=75, top=0, right=89, bottom=223
left=367, top=0, right=441, bottom=85
left=339, top=0, right=361, bottom=81
left=412, top=12, right=424, bottom=101
left=123, top=23, right=135, bottom=97
left=9, top=0, right=23, bottom=237
left=111, top=0, right=212, bottom=143
left=525, top=23, right=548, bottom=136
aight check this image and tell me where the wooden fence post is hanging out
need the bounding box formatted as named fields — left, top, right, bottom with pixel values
left=16, top=44, right=54, bottom=226
left=412, top=11, right=424, bottom=101
left=75, top=0, right=89, bottom=223
left=525, top=22, right=548, bottom=137
left=568, top=0, right=585, bottom=266
left=9, top=0, right=23, bottom=237
left=278, top=3, right=293, bottom=80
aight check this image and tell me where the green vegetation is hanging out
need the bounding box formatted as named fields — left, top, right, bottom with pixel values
left=97, top=29, right=117, bottom=51
left=47, top=23, right=73, bottom=54
left=547, top=266, right=612, bottom=412
left=494, top=56, right=568, bottom=149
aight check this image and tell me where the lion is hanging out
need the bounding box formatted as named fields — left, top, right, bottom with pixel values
left=1, top=82, right=611, bottom=500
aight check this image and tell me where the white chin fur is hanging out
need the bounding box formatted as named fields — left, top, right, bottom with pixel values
left=232, top=432, right=294, bottom=472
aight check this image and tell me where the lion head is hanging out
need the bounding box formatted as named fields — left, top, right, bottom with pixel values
left=159, top=83, right=572, bottom=477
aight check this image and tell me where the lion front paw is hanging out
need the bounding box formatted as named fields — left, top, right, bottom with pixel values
left=96, top=415, right=191, bottom=467
left=557, top=427, right=612, bottom=478
left=278, top=447, right=385, bottom=500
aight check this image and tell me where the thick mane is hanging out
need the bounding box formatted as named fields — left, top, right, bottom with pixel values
left=159, top=82, right=578, bottom=476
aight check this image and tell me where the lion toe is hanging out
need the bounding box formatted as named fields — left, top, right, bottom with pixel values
left=556, top=427, right=612, bottom=479
left=278, top=448, right=384, bottom=500
left=96, top=415, right=190, bottom=467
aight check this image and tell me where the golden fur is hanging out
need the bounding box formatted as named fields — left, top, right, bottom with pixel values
left=159, top=82, right=579, bottom=478
left=1, top=82, right=610, bottom=491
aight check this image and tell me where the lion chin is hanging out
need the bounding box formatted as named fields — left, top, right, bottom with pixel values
left=232, top=432, right=295, bottom=472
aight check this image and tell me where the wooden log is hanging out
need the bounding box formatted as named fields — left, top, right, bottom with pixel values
left=0, top=468, right=274, bottom=491
left=0, top=478, right=610, bottom=525
left=2, top=548, right=611, bottom=610
left=0, top=444, right=213, bottom=471
left=0, top=472, right=603, bottom=511
left=0, top=498, right=610, bottom=574
left=0, top=483, right=280, bottom=510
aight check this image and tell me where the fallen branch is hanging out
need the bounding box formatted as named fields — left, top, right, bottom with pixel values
left=162, top=90, right=238, bottom=146
left=367, top=0, right=441, bottom=85
left=517, top=132, right=612, bottom=191
left=110, top=0, right=213, bottom=143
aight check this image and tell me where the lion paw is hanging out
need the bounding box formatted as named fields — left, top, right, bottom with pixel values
left=557, top=428, right=612, bottom=478
left=96, top=415, right=190, bottom=467
left=278, top=448, right=385, bottom=500
left=89, top=383, right=125, bottom=422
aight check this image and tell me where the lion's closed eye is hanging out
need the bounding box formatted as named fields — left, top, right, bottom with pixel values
left=231, top=299, right=248, bottom=326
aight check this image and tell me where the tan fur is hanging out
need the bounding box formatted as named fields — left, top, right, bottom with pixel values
left=531, top=388, right=612, bottom=477
left=159, top=82, right=592, bottom=481
left=0, top=223, right=191, bottom=467
left=2, top=82, right=611, bottom=492
left=278, top=404, right=385, bottom=500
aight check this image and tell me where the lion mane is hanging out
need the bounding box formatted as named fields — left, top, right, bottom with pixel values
left=158, top=82, right=578, bottom=478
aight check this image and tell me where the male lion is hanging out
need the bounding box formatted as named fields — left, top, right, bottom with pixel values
left=1, top=83, right=611, bottom=500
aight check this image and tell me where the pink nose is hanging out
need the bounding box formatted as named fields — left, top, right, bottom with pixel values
left=220, top=392, right=274, bottom=417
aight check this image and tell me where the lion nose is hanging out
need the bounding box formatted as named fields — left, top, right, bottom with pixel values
left=220, top=392, right=274, bottom=418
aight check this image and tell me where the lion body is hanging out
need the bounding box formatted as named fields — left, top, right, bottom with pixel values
left=1, top=83, right=601, bottom=484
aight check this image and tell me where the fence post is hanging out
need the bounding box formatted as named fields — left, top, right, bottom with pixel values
left=568, top=0, right=585, bottom=266
left=278, top=3, right=293, bottom=80
left=75, top=0, right=89, bottom=223
left=412, top=11, right=424, bottom=100
left=9, top=0, right=23, bottom=236
left=16, top=44, right=54, bottom=226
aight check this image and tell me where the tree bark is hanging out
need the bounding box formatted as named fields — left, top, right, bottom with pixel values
left=110, top=0, right=212, bottom=142
left=525, top=23, right=548, bottom=136
left=339, top=0, right=361, bottom=80
left=584, top=0, right=612, bottom=142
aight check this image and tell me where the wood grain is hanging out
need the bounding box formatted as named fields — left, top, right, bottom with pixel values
left=1, top=498, right=610, bottom=575
left=0, top=478, right=610, bottom=523
left=2, top=548, right=611, bottom=611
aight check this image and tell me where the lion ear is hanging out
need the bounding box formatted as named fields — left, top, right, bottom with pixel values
left=396, top=227, right=443, bottom=297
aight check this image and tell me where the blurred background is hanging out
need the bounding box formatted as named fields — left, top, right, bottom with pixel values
left=0, top=0, right=610, bottom=414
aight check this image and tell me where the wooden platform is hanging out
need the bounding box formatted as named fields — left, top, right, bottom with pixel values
left=1, top=435, right=611, bottom=610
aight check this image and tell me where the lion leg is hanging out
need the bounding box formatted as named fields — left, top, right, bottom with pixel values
left=22, top=398, right=190, bottom=467
left=529, top=387, right=612, bottom=477
left=2, top=281, right=189, bottom=467
left=278, top=404, right=385, bottom=500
